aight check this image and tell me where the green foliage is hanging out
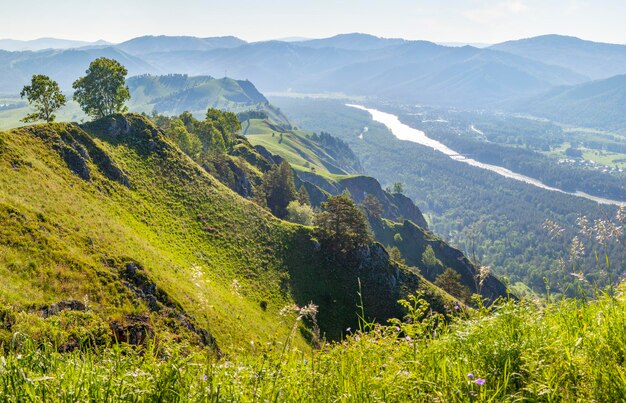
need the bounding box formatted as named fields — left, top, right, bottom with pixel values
left=361, top=193, right=383, bottom=220
left=297, top=185, right=310, bottom=205
left=163, top=118, right=202, bottom=157
left=3, top=289, right=626, bottom=401
left=206, top=108, right=241, bottom=150
left=435, top=268, right=472, bottom=302
left=285, top=201, right=315, bottom=226
left=73, top=58, right=131, bottom=119
left=20, top=75, right=66, bottom=123
left=392, top=182, right=404, bottom=194
left=422, top=245, right=443, bottom=271
left=388, top=246, right=405, bottom=265
left=315, top=194, right=372, bottom=254
left=263, top=160, right=297, bottom=218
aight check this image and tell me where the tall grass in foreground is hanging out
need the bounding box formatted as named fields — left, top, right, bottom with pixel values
left=1, top=287, right=626, bottom=402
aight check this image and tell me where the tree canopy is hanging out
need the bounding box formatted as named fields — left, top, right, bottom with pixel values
left=20, top=75, right=66, bottom=123
left=73, top=58, right=131, bottom=119
left=315, top=194, right=372, bottom=254
left=263, top=160, right=297, bottom=218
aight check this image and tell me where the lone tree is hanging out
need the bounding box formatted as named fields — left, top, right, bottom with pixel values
left=362, top=193, right=383, bottom=220
left=20, top=75, right=66, bottom=123
left=315, top=194, right=372, bottom=254
left=72, top=58, right=130, bottom=119
left=263, top=160, right=297, bottom=218
left=435, top=268, right=472, bottom=303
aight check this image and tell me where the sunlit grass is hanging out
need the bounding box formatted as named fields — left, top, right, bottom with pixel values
left=2, top=287, right=626, bottom=401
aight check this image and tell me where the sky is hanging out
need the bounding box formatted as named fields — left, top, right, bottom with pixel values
left=3, top=0, right=626, bottom=44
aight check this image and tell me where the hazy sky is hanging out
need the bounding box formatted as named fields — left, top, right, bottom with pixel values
left=3, top=0, right=626, bottom=44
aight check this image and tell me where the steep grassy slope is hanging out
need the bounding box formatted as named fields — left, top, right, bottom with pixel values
left=244, top=118, right=428, bottom=227
left=127, top=74, right=270, bottom=117
left=243, top=115, right=507, bottom=300
left=0, top=114, right=454, bottom=351
left=243, top=118, right=361, bottom=175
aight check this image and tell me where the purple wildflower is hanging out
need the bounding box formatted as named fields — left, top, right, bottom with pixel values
left=475, top=378, right=486, bottom=386
left=467, top=373, right=474, bottom=380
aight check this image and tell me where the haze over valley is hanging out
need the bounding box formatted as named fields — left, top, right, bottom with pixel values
left=2, top=1, right=626, bottom=400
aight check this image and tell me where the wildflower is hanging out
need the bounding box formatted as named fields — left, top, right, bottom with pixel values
left=298, top=303, right=318, bottom=320
left=569, top=236, right=585, bottom=260
left=592, top=219, right=621, bottom=243
left=569, top=272, right=586, bottom=282
left=543, top=219, right=564, bottom=239
left=231, top=279, right=242, bottom=296
left=346, top=327, right=351, bottom=333
left=475, top=265, right=490, bottom=290
left=278, top=304, right=299, bottom=317
left=467, top=373, right=474, bottom=380
left=577, top=216, right=592, bottom=237
left=475, top=378, right=486, bottom=386
left=617, top=206, right=626, bottom=223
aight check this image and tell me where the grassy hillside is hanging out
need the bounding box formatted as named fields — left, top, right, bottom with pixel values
left=1, top=74, right=286, bottom=131
left=243, top=118, right=360, bottom=175
left=3, top=286, right=625, bottom=401
left=242, top=116, right=507, bottom=300
left=127, top=74, right=271, bottom=117
left=0, top=114, right=457, bottom=354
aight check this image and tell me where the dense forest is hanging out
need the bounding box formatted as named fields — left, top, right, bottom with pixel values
left=393, top=106, right=626, bottom=202
left=273, top=97, right=625, bottom=295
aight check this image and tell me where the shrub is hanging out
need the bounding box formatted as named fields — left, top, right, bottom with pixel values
left=286, top=201, right=315, bottom=226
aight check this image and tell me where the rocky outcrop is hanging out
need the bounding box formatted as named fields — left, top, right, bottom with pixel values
left=110, top=314, right=154, bottom=346
left=29, top=123, right=131, bottom=187
left=296, top=171, right=428, bottom=229
left=40, top=300, right=86, bottom=318
left=118, top=260, right=221, bottom=354
left=370, top=219, right=509, bottom=302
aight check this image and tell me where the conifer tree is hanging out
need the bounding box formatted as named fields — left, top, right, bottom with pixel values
left=315, top=194, right=372, bottom=254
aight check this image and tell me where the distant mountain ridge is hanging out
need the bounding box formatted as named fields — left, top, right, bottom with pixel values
left=118, top=35, right=586, bottom=107
left=0, top=47, right=153, bottom=94
left=116, top=35, right=247, bottom=55
left=293, top=33, right=407, bottom=50
left=491, top=34, right=626, bottom=80
left=0, top=37, right=111, bottom=51
left=513, top=74, right=626, bottom=131
left=2, top=32, right=622, bottom=108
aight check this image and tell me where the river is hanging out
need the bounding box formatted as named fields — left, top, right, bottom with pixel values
left=347, top=104, right=626, bottom=207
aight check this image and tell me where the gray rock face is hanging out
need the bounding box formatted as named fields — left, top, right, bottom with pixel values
left=40, top=300, right=86, bottom=318
left=118, top=260, right=221, bottom=355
